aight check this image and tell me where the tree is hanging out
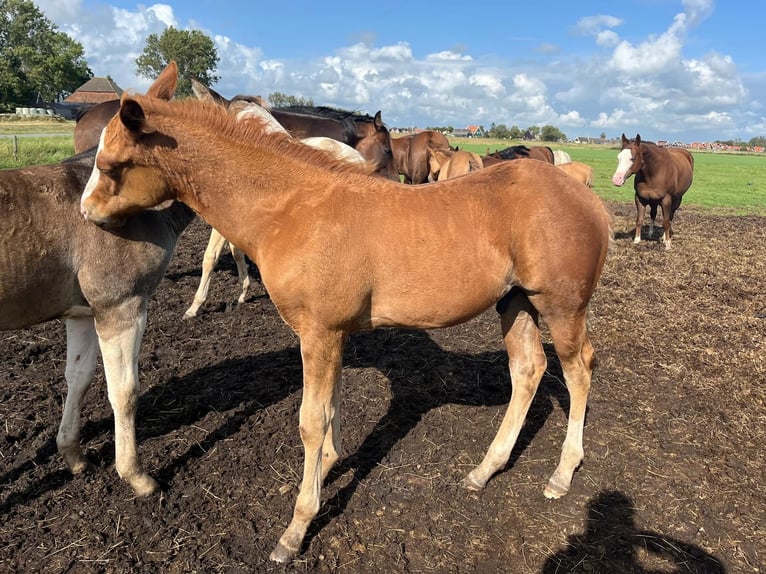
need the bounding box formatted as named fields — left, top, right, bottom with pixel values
left=0, top=0, right=92, bottom=109
left=269, top=91, right=314, bottom=107
left=541, top=124, right=567, bottom=142
left=136, top=26, right=219, bottom=98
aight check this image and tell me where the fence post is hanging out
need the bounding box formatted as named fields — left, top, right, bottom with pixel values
left=13, top=135, right=18, bottom=161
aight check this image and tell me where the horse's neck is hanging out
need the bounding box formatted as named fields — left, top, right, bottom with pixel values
left=639, top=144, right=664, bottom=176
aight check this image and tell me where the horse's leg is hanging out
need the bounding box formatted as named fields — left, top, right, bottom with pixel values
left=95, top=302, right=159, bottom=497
left=543, top=312, right=594, bottom=498
left=229, top=243, right=252, bottom=305
left=183, top=227, right=228, bottom=319
left=57, top=315, right=99, bottom=473
left=271, top=328, right=345, bottom=563
left=649, top=203, right=658, bottom=239
left=660, top=195, right=674, bottom=249
left=464, top=295, right=546, bottom=490
left=634, top=196, right=647, bottom=244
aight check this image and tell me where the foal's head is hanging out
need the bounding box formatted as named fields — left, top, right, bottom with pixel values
left=612, top=133, right=644, bottom=187
left=80, top=62, right=180, bottom=226
left=350, top=111, right=398, bottom=181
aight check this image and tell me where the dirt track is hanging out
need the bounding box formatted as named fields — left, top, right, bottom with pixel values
left=1, top=201, right=764, bottom=573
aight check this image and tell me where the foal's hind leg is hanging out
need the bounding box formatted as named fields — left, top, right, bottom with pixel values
left=96, top=302, right=159, bottom=497
left=57, top=315, right=100, bottom=474
left=464, top=295, right=547, bottom=490
left=230, top=243, right=252, bottom=304
left=184, top=227, right=229, bottom=319
left=543, top=312, right=594, bottom=498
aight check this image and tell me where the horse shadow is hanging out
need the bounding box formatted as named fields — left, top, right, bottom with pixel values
left=1, top=323, right=571, bottom=525
left=542, top=490, right=726, bottom=573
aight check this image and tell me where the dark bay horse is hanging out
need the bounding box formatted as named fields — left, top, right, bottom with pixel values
left=612, top=134, right=694, bottom=249
left=269, top=105, right=397, bottom=181
left=391, top=130, right=452, bottom=183
left=1, top=147, right=195, bottom=497
left=80, top=62, right=612, bottom=563
left=74, top=99, right=120, bottom=153
left=482, top=144, right=554, bottom=167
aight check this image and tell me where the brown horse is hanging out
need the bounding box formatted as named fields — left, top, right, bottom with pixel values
left=391, top=130, right=452, bottom=183
left=81, top=62, right=612, bottom=563
left=74, top=99, right=120, bottom=153
left=557, top=160, right=594, bottom=187
left=1, top=147, right=196, bottom=497
left=73, top=96, right=397, bottom=181
left=612, top=134, right=694, bottom=249
left=426, top=147, right=483, bottom=181
left=268, top=105, right=397, bottom=181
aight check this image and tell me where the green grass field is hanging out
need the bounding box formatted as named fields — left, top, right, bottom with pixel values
left=1, top=116, right=764, bottom=215
left=450, top=137, right=766, bottom=215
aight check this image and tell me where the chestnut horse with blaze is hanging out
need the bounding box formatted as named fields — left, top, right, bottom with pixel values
left=81, top=63, right=612, bottom=563
left=612, top=133, right=694, bottom=249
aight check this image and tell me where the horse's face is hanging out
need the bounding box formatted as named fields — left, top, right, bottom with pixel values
left=354, top=112, right=399, bottom=181
left=80, top=110, right=174, bottom=227
left=612, top=134, right=643, bottom=186
left=81, top=63, right=179, bottom=226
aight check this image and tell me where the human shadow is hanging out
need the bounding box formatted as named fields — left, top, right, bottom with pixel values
left=542, top=490, right=726, bottom=573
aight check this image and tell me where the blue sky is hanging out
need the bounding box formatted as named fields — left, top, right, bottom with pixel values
left=36, top=0, right=766, bottom=143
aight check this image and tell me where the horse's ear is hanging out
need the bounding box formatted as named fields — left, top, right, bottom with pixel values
left=373, top=110, right=384, bottom=128
left=146, top=61, right=178, bottom=101
left=635, top=134, right=642, bottom=144
left=119, top=98, right=156, bottom=135
left=621, top=133, right=628, bottom=145
left=191, top=78, right=229, bottom=107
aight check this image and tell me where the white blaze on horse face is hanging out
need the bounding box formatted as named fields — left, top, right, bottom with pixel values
left=80, top=128, right=107, bottom=215
left=612, top=148, right=633, bottom=186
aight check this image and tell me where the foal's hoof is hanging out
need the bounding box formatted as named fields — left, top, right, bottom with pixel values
left=461, top=473, right=486, bottom=492
left=543, top=478, right=569, bottom=499
left=129, top=474, right=161, bottom=498
left=270, top=541, right=298, bottom=563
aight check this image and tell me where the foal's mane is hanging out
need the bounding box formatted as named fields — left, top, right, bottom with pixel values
left=136, top=96, right=373, bottom=175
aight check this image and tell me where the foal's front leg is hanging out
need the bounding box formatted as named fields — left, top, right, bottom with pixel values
left=95, top=302, right=159, bottom=497
left=271, top=328, right=345, bottom=563
left=183, top=227, right=229, bottom=319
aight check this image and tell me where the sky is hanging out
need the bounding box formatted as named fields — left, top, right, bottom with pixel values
left=34, top=0, right=766, bottom=143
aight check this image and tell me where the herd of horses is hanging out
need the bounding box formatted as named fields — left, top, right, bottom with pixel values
left=2, top=61, right=694, bottom=562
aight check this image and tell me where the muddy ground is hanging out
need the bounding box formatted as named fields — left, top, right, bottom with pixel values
left=1, top=201, right=764, bottom=573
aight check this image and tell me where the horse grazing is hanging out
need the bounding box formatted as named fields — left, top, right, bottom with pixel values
left=80, top=62, right=612, bottom=563
left=74, top=99, right=120, bottom=152
left=557, top=160, right=594, bottom=187
left=1, top=146, right=195, bottom=497
left=612, top=134, right=694, bottom=249
left=427, top=147, right=483, bottom=181
left=182, top=80, right=372, bottom=319
left=391, top=130, right=452, bottom=183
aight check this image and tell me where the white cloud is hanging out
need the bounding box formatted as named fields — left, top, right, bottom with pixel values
left=33, top=1, right=763, bottom=142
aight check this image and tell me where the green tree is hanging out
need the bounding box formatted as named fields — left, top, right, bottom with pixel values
left=0, top=0, right=92, bottom=109
left=269, top=91, right=314, bottom=107
left=136, top=26, right=219, bottom=98
left=508, top=125, right=522, bottom=139
left=540, top=124, right=567, bottom=142
left=489, top=123, right=512, bottom=139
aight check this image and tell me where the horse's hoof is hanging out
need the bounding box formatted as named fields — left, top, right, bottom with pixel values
left=270, top=542, right=298, bottom=563
left=182, top=310, right=196, bottom=320
left=543, top=479, right=569, bottom=499
left=462, top=473, right=486, bottom=491
left=130, top=474, right=160, bottom=498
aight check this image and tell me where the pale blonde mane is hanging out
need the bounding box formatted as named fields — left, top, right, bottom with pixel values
left=131, top=96, right=376, bottom=177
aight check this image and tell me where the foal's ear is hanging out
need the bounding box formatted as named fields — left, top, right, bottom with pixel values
left=635, top=134, right=642, bottom=144
left=191, top=77, right=229, bottom=107
left=146, top=61, right=178, bottom=101
left=373, top=110, right=384, bottom=129
left=119, top=98, right=156, bottom=135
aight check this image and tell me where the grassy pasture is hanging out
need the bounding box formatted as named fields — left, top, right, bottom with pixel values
left=1, top=116, right=764, bottom=215
left=450, top=137, right=766, bottom=215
